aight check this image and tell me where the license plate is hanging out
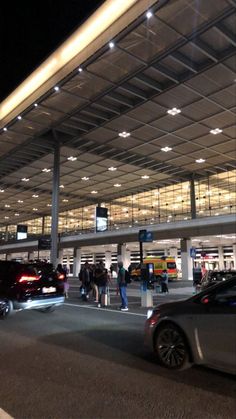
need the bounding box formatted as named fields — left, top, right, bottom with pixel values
left=42, top=286, right=56, bottom=294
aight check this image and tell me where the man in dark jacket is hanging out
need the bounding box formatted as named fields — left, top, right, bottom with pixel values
left=95, top=261, right=108, bottom=308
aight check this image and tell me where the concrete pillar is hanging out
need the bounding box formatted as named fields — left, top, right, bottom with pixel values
left=181, top=238, right=193, bottom=281
left=233, top=244, right=236, bottom=270
left=66, top=255, right=70, bottom=270
left=117, top=244, right=130, bottom=269
left=218, top=246, right=224, bottom=270
left=50, top=136, right=60, bottom=267
left=190, top=178, right=196, bottom=219
left=28, top=252, right=35, bottom=261
left=6, top=253, right=12, bottom=261
left=5, top=226, right=9, bottom=242
left=169, top=247, right=178, bottom=258
left=164, top=248, right=168, bottom=256
left=105, top=251, right=112, bottom=270
left=73, top=248, right=81, bottom=277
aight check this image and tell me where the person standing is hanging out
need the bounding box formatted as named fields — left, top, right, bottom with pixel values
left=161, top=269, right=169, bottom=293
left=57, top=263, right=69, bottom=298
left=95, top=261, right=108, bottom=308
left=117, top=261, right=128, bottom=311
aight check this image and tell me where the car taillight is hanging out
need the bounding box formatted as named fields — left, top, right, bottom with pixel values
left=57, top=273, right=65, bottom=280
left=146, top=312, right=160, bottom=326
left=18, top=275, right=40, bottom=283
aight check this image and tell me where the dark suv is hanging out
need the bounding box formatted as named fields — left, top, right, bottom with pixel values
left=200, top=270, right=236, bottom=290
left=0, top=260, right=65, bottom=318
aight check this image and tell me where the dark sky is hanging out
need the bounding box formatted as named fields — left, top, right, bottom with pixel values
left=0, top=0, right=104, bottom=102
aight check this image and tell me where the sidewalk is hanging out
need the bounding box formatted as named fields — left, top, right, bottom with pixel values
left=67, top=277, right=194, bottom=313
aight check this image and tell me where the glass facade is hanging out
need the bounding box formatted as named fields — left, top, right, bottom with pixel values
left=0, top=170, right=235, bottom=241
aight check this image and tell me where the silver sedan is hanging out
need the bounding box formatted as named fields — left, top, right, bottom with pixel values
left=145, top=277, right=236, bottom=374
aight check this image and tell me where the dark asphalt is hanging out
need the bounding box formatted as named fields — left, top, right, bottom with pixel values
left=0, top=290, right=235, bottom=419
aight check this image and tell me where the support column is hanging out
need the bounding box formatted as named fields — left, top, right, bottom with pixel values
left=190, top=177, right=196, bottom=219
left=105, top=251, right=112, bottom=270
left=28, top=252, right=35, bottom=261
left=181, top=238, right=193, bottom=281
left=218, top=246, right=224, bottom=270
left=73, top=248, right=81, bottom=277
left=6, top=253, right=12, bottom=261
left=233, top=244, right=236, bottom=270
left=66, top=255, right=70, bottom=271
left=5, top=225, right=9, bottom=242
left=117, top=244, right=130, bottom=269
left=50, top=136, right=60, bottom=267
left=42, top=216, right=45, bottom=235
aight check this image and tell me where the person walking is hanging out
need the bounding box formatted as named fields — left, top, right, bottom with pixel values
left=117, top=261, right=128, bottom=311
left=79, top=261, right=91, bottom=301
left=161, top=269, right=169, bottom=293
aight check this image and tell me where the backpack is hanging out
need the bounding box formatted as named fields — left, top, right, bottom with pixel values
left=125, top=269, right=131, bottom=284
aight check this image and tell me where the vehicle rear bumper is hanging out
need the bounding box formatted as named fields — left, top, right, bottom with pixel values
left=13, top=296, right=65, bottom=310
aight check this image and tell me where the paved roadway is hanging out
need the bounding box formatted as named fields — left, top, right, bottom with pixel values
left=0, top=282, right=235, bottom=419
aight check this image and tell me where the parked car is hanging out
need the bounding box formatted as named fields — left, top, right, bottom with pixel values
left=200, top=270, right=236, bottom=290
left=145, top=277, right=236, bottom=374
left=0, top=260, right=65, bottom=318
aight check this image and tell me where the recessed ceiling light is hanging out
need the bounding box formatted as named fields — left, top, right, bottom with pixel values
left=82, top=176, right=89, bottom=181
left=18, top=200, right=23, bottom=203
left=42, top=168, right=51, bottom=173
left=161, top=146, right=172, bottom=152
left=54, top=86, right=60, bottom=92
left=33, top=208, right=38, bottom=211
left=47, top=204, right=52, bottom=207
left=4, top=204, right=10, bottom=208
left=141, top=175, right=150, bottom=179
left=109, top=41, right=115, bottom=49
left=0, top=189, right=4, bottom=193
left=78, top=67, right=83, bottom=72
left=17, top=115, right=22, bottom=120
left=62, top=199, right=69, bottom=202
left=210, top=128, right=222, bottom=135
left=196, top=158, right=205, bottom=163
left=15, top=213, right=20, bottom=216
left=60, top=185, right=64, bottom=188
left=91, top=190, right=98, bottom=194
left=108, top=167, right=117, bottom=171
left=4, top=216, right=9, bottom=219
left=167, top=107, right=181, bottom=116
left=67, top=156, right=77, bottom=161
left=3, top=127, right=7, bottom=132
left=146, top=10, right=153, bottom=19
left=119, top=131, right=130, bottom=138
left=34, top=103, right=38, bottom=107
left=114, top=183, right=121, bottom=187
left=32, top=194, right=39, bottom=198
left=21, top=177, right=29, bottom=182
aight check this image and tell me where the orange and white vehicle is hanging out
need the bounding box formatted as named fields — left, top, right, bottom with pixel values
left=131, top=256, right=178, bottom=281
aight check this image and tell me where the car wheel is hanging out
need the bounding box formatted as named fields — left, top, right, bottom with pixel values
left=0, top=300, right=13, bottom=319
left=154, top=323, right=190, bottom=370
left=38, top=306, right=56, bottom=313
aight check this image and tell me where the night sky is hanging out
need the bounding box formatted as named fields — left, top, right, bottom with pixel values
left=0, top=0, right=104, bottom=102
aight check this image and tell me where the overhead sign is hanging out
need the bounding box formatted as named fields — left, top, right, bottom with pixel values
left=96, top=207, right=108, bottom=232
left=38, top=237, right=51, bottom=250
left=139, top=229, right=153, bottom=242
left=17, top=224, right=28, bottom=240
